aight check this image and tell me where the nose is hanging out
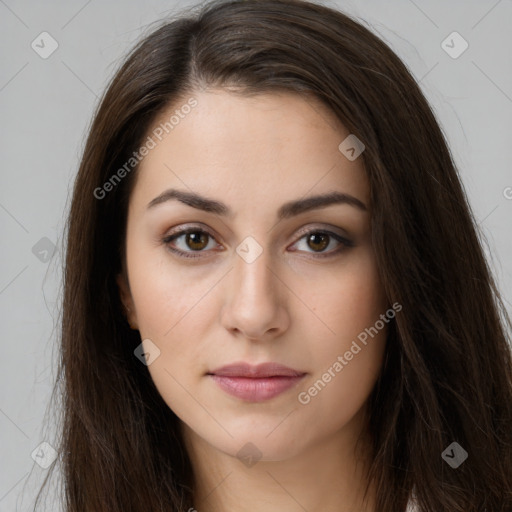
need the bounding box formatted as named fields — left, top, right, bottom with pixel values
left=220, top=246, right=290, bottom=342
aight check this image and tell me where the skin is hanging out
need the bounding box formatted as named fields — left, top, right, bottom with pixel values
left=117, top=89, right=389, bottom=512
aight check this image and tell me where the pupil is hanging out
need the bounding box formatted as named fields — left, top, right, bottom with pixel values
left=309, top=233, right=328, bottom=251
left=187, top=232, right=207, bottom=250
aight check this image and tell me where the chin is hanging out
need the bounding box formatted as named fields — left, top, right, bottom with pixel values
left=205, top=425, right=306, bottom=463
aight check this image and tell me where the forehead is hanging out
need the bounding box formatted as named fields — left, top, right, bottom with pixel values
left=130, top=89, right=369, bottom=212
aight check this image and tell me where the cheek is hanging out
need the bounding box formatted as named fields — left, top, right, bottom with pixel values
left=127, top=258, right=216, bottom=420
left=297, top=331, right=386, bottom=442
left=296, top=251, right=388, bottom=413
left=308, top=250, right=388, bottom=356
left=125, top=232, right=233, bottom=350
left=126, top=236, right=215, bottom=340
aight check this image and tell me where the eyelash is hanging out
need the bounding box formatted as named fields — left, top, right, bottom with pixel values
left=161, top=225, right=353, bottom=260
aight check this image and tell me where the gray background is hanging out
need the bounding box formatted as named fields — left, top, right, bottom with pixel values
left=1, top=0, right=511, bottom=510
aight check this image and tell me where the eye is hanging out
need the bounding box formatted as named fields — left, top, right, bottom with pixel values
left=162, top=225, right=353, bottom=260
left=289, top=228, right=353, bottom=259
left=162, top=227, right=219, bottom=259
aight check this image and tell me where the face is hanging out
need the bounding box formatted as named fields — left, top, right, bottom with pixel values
left=117, top=89, right=389, bottom=462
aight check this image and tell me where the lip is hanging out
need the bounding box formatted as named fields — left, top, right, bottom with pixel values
left=208, top=362, right=306, bottom=402
left=209, top=362, right=305, bottom=378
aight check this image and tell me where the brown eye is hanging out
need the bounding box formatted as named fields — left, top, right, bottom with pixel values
left=163, top=226, right=352, bottom=260
left=306, top=233, right=330, bottom=252
left=162, top=228, right=218, bottom=259
left=184, top=231, right=210, bottom=251
left=290, top=229, right=352, bottom=258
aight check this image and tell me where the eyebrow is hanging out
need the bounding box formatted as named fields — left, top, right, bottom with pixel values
left=146, top=188, right=367, bottom=219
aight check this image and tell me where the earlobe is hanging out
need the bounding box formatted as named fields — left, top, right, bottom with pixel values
left=116, top=273, right=139, bottom=330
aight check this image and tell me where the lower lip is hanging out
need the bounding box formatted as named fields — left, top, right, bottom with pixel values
left=209, top=374, right=306, bottom=401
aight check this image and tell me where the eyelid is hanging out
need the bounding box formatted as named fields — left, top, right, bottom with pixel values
left=162, top=223, right=219, bottom=245
left=293, top=223, right=350, bottom=241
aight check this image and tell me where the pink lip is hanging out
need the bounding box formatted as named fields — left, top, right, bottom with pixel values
left=208, top=362, right=306, bottom=402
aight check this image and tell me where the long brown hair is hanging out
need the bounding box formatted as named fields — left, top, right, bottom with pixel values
left=35, top=0, right=512, bottom=510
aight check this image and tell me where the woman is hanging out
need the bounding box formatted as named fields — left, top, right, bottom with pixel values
left=36, top=0, right=512, bottom=510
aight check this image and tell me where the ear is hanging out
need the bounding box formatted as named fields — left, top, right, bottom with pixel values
left=116, top=272, right=139, bottom=330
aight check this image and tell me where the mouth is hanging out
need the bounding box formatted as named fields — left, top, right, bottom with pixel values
left=207, top=362, right=307, bottom=402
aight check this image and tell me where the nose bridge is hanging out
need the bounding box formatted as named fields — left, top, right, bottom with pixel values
left=232, top=238, right=277, bottom=305
left=222, top=236, right=286, bottom=339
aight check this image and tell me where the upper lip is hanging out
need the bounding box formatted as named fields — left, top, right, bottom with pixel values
left=208, top=362, right=305, bottom=378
